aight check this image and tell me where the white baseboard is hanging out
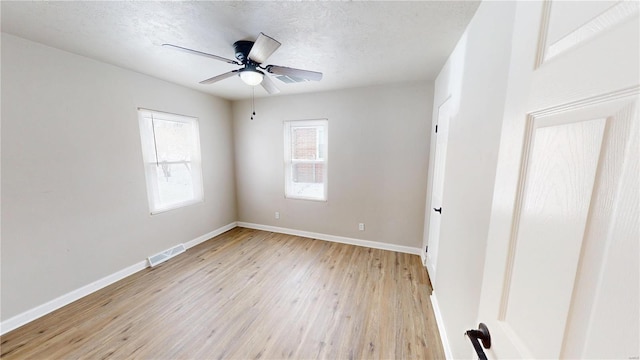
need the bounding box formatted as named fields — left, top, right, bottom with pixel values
left=0, top=221, right=237, bottom=336
left=431, top=291, right=453, bottom=359
left=426, top=262, right=437, bottom=289
left=0, top=259, right=148, bottom=335
left=184, top=222, right=237, bottom=249
left=1, top=221, right=417, bottom=335
left=237, top=222, right=422, bottom=255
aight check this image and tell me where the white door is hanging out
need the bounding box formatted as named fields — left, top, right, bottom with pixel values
left=425, top=97, right=452, bottom=285
left=478, top=1, right=639, bottom=359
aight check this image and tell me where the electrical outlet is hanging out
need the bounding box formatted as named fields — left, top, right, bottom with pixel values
left=275, top=211, right=280, bottom=219
left=358, top=223, right=365, bottom=231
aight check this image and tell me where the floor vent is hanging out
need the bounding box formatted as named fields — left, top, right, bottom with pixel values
left=147, top=244, right=186, bottom=267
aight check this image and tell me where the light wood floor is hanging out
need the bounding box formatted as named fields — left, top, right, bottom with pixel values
left=1, top=227, right=444, bottom=359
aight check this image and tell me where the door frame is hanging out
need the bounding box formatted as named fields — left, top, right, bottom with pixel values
left=423, top=96, right=453, bottom=285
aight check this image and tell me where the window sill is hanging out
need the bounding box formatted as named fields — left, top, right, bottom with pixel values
left=149, top=199, right=203, bottom=215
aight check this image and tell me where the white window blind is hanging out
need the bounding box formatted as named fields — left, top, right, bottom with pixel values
left=138, top=109, right=204, bottom=214
left=284, top=119, right=328, bottom=201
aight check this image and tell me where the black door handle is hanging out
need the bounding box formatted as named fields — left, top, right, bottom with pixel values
left=433, top=207, right=442, bottom=214
left=466, top=323, right=491, bottom=360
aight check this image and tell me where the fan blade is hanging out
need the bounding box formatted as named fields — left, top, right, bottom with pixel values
left=266, top=65, right=323, bottom=82
left=261, top=75, right=281, bottom=94
left=163, top=44, right=240, bottom=65
left=199, top=70, right=239, bottom=84
left=247, top=33, right=281, bottom=64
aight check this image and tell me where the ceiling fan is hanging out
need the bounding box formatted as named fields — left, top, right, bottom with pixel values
left=163, top=33, right=323, bottom=95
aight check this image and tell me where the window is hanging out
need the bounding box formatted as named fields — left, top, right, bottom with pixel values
left=284, top=119, right=328, bottom=201
left=138, top=109, right=204, bottom=214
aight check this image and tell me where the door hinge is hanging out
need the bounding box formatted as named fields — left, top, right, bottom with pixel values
left=435, top=125, right=438, bottom=133
left=425, top=245, right=428, bottom=253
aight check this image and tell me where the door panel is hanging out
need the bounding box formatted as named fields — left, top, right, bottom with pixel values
left=503, top=117, right=605, bottom=359
left=478, top=1, right=639, bottom=358
left=541, top=1, right=639, bottom=64
left=557, top=94, right=638, bottom=359
left=579, top=119, right=638, bottom=358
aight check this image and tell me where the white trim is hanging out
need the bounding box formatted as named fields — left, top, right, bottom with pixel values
left=426, top=261, right=437, bottom=288
left=0, top=260, right=147, bottom=335
left=184, top=221, right=237, bottom=249
left=0, top=221, right=417, bottom=335
left=237, top=222, right=421, bottom=255
left=0, top=221, right=237, bottom=335
left=431, top=291, right=453, bottom=359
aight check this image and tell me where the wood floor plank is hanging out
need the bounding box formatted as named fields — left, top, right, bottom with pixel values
left=1, top=227, right=445, bottom=359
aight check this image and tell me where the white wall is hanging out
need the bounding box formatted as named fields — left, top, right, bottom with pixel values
left=424, top=2, right=516, bottom=358
left=232, top=83, right=433, bottom=249
left=1, top=34, right=237, bottom=321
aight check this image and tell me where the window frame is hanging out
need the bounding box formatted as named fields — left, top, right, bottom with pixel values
left=283, top=119, right=329, bottom=201
left=137, top=108, right=204, bottom=214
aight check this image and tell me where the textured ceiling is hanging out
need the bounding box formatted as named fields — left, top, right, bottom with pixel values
left=1, top=1, right=480, bottom=100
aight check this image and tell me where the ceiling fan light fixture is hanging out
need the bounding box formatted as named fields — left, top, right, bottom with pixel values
left=239, top=69, right=264, bottom=86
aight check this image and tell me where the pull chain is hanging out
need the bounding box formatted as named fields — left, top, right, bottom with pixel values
left=250, top=87, right=256, bottom=120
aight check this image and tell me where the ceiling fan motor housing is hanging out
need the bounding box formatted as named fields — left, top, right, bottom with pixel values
left=233, top=40, right=255, bottom=64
